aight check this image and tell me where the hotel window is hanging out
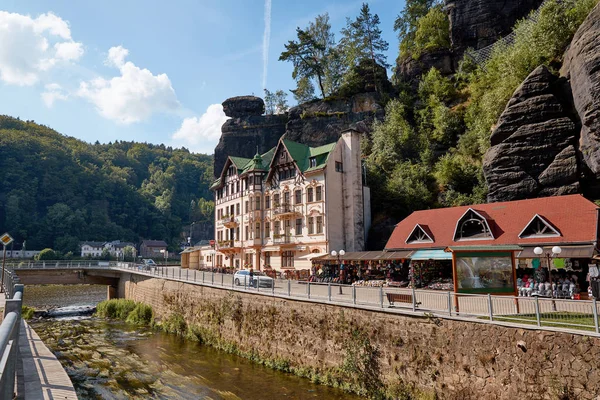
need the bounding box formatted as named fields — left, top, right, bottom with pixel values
left=335, top=162, right=343, bottom=172
left=284, top=191, right=290, bottom=205
left=316, top=216, right=323, bottom=234
left=295, top=190, right=302, bottom=204
left=225, top=185, right=229, bottom=196
left=255, top=222, right=261, bottom=239
left=236, top=203, right=240, bottom=215
left=265, top=222, right=270, bottom=238
left=255, top=195, right=261, bottom=210
left=245, top=225, right=249, bottom=240
left=274, top=221, right=280, bottom=235
left=236, top=227, right=240, bottom=240
left=308, top=217, right=314, bottom=234
left=264, top=252, right=271, bottom=267
left=295, top=218, right=302, bottom=235
left=236, top=181, right=240, bottom=192
left=274, top=193, right=280, bottom=207
left=245, top=200, right=249, bottom=213
left=282, top=251, right=295, bottom=268
left=307, top=187, right=314, bottom=203
left=309, top=157, right=317, bottom=168
left=265, top=195, right=271, bottom=209
left=316, top=186, right=322, bottom=201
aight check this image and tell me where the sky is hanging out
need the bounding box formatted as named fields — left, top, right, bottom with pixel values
left=0, top=0, right=404, bottom=154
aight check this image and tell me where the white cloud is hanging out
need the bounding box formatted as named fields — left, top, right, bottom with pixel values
left=171, top=104, right=229, bottom=154
left=41, top=83, right=68, bottom=107
left=106, top=45, right=129, bottom=68
left=0, top=11, right=83, bottom=86
left=78, top=46, right=179, bottom=124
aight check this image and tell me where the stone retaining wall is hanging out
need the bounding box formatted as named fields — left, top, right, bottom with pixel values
left=119, top=273, right=600, bottom=399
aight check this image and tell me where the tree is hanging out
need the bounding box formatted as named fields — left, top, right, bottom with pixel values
left=100, top=247, right=111, bottom=260
left=123, top=245, right=135, bottom=262
left=340, top=3, right=389, bottom=70
left=280, top=13, right=340, bottom=99
left=413, top=4, right=450, bottom=58
left=280, top=27, right=327, bottom=97
left=36, top=248, right=57, bottom=261
left=264, top=89, right=289, bottom=114
left=291, top=76, right=316, bottom=103
left=394, top=0, right=437, bottom=58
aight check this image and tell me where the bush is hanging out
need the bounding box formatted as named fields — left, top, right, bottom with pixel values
left=35, top=248, right=57, bottom=261
left=21, top=306, right=35, bottom=320
left=162, top=313, right=187, bottom=337
left=96, top=299, right=137, bottom=320
left=413, top=4, right=450, bottom=59
left=126, top=303, right=154, bottom=325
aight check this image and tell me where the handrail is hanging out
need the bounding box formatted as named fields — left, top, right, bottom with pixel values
left=0, top=284, right=24, bottom=399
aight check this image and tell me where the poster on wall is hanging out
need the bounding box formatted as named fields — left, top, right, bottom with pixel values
left=455, top=252, right=515, bottom=294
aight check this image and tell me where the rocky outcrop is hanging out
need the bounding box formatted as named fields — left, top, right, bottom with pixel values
left=284, top=92, right=384, bottom=145
left=394, top=49, right=454, bottom=85
left=561, top=3, right=600, bottom=180
left=483, top=66, right=580, bottom=202
left=445, top=0, right=544, bottom=60
left=214, top=96, right=287, bottom=177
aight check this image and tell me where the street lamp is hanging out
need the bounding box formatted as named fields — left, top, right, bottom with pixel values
left=331, top=249, right=345, bottom=294
left=160, top=249, right=168, bottom=267
left=534, top=245, right=561, bottom=311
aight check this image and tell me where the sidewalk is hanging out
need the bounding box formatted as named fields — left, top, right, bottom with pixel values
left=17, top=321, right=77, bottom=400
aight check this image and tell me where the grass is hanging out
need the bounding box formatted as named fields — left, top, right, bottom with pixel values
left=22, top=306, right=35, bottom=320
left=479, top=312, right=597, bottom=332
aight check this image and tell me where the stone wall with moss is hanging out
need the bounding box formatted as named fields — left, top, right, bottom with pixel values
left=119, top=274, right=600, bottom=399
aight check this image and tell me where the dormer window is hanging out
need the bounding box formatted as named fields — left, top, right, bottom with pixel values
left=453, top=209, right=494, bottom=241
left=519, top=214, right=561, bottom=238
left=309, top=157, right=317, bottom=168
left=406, top=224, right=433, bottom=244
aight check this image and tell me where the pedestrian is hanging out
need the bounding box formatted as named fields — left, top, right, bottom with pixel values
left=249, top=268, right=254, bottom=287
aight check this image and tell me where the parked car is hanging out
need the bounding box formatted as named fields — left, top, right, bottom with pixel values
left=138, top=259, right=156, bottom=270
left=143, top=259, right=156, bottom=266
left=233, top=270, right=274, bottom=288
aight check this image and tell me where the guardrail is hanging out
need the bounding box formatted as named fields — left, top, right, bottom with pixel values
left=0, top=284, right=24, bottom=400
left=6, top=262, right=600, bottom=335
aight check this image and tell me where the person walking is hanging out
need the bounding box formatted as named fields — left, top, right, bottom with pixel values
left=249, top=268, right=255, bottom=288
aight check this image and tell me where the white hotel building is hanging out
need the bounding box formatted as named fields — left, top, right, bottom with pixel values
left=182, top=129, right=371, bottom=272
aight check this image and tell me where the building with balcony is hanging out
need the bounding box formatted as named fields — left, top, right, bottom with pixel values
left=207, top=129, right=371, bottom=271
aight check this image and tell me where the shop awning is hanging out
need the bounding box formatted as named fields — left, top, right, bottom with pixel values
left=411, top=249, right=453, bottom=261
left=517, top=245, right=596, bottom=259
left=299, top=253, right=326, bottom=260
left=313, top=250, right=412, bottom=262
left=262, top=247, right=279, bottom=252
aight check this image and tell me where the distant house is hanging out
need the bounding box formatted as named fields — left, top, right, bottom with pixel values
left=140, top=240, right=168, bottom=258
left=80, top=241, right=105, bottom=257
left=104, top=240, right=137, bottom=259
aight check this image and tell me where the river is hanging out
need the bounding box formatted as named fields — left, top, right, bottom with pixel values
left=25, top=285, right=359, bottom=400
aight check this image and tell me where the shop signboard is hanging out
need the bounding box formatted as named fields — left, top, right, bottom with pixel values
left=454, top=251, right=515, bottom=294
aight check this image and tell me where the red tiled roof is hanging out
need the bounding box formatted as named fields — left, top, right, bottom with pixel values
left=385, top=195, right=599, bottom=250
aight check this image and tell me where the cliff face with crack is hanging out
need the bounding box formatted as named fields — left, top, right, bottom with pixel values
left=484, top=3, right=600, bottom=203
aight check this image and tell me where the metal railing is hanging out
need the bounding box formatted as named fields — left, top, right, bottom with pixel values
left=0, top=284, right=24, bottom=400
left=6, top=261, right=600, bottom=335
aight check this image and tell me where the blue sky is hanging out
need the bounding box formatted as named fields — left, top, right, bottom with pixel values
left=0, top=0, right=404, bottom=154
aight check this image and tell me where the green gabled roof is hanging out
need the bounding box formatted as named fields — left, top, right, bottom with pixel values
left=305, top=142, right=336, bottom=173
left=229, top=156, right=252, bottom=171
left=282, top=139, right=310, bottom=169
left=240, top=147, right=276, bottom=174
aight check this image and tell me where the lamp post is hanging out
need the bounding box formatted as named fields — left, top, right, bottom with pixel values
left=534, top=245, right=561, bottom=311
left=331, top=249, right=345, bottom=294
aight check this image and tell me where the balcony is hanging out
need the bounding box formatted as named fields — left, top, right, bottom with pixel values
left=220, top=215, right=239, bottom=228
left=272, top=204, right=302, bottom=219
left=273, top=235, right=296, bottom=245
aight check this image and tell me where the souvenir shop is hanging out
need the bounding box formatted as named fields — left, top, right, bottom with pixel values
left=515, top=245, right=597, bottom=300
left=310, top=251, right=411, bottom=286
left=408, top=249, right=454, bottom=291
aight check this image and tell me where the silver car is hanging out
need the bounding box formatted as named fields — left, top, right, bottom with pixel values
left=233, top=270, right=274, bottom=288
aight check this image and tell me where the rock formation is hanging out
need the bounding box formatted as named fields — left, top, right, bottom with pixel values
left=445, top=0, right=544, bottom=60
left=484, top=2, right=600, bottom=203
left=483, top=66, right=580, bottom=202
left=214, top=96, right=287, bottom=177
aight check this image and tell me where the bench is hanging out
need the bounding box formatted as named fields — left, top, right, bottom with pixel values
left=386, top=293, right=413, bottom=307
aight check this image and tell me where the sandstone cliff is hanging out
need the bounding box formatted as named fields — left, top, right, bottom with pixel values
left=484, top=3, right=600, bottom=202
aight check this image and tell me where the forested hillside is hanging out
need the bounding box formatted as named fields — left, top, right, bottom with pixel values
left=0, top=116, right=214, bottom=255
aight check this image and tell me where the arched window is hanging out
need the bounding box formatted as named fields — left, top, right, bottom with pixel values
left=406, top=224, right=433, bottom=244
left=453, top=209, right=494, bottom=241
left=519, top=215, right=561, bottom=238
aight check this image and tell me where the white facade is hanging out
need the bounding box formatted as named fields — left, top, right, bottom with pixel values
left=80, top=241, right=137, bottom=258
left=207, top=129, right=371, bottom=272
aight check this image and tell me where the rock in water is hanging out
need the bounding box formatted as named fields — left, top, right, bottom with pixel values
left=483, top=66, right=580, bottom=202
left=561, top=2, right=600, bottom=180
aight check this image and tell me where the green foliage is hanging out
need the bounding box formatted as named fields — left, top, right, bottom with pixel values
left=412, top=4, right=450, bottom=59
left=264, top=89, right=289, bottom=114
left=460, top=0, right=598, bottom=159
left=35, top=248, right=57, bottom=261
left=341, top=329, right=385, bottom=399
left=122, top=245, right=135, bottom=262
left=125, top=303, right=154, bottom=325
left=395, top=0, right=439, bottom=59
left=0, top=116, right=214, bottom=253
left=96, top=299, right=138, bottom=320
left=291, top=76, right=317, bottom=103
left=21, top=306, right=35, bottom=320
left=340, top=3, right=389, bottom=70
left=336, top=58, right=395, bottom=97
left=162, top=312, right=188, bottom=336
